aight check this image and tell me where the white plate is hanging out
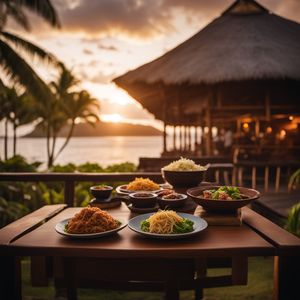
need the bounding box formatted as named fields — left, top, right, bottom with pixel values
left=55, top=218, right=127, bottom=239
left=128, top=213, right=207, bottom=240
left=116, top=184, right=163, bottom=195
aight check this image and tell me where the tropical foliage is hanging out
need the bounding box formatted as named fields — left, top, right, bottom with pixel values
left=0, top=0, right=60, bottom=99
left=285, top=203, right=300, bottom=237
left=0, top=155, right=137, bottom=227
left=35, top=66, right=100, bottom=167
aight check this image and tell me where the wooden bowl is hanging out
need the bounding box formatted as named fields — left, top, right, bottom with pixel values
left=187, top=186, right=260, bottom=212
left=161, top=169, right=207, bottom=188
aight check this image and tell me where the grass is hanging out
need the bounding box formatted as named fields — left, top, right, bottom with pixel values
left=23, top=256, right=273, bottom=300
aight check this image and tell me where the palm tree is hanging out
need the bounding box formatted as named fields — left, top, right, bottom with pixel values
left=37, top=66, right=100, bottom=167
left=0, top=0, right=61, bottom=100
left=54, top=90, right=100, bottom=162
left=9, top=92, right=38, bottom=155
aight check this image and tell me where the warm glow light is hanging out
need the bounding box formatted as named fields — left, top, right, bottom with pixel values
left=289, top=115, right=294, bottom=121
left=242, top=123, right=249, bottom=129
left=279, top=129, right=286, bottom=140
left=101, top=113, right=123, bottom=123
left=266, top=126, right=272, bottom=134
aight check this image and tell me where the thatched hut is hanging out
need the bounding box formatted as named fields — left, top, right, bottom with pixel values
left=114, top=0, right=300, bottom=156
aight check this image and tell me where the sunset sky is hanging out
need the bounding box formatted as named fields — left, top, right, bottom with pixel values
left=5, top=0, right=300, bottom=131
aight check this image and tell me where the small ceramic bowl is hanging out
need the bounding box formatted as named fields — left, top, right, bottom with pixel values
left=128, top=192, right=158, bottom=208
left=90, top=185, right=113, bottom=200
left=158, top=193, right=187, bottom=209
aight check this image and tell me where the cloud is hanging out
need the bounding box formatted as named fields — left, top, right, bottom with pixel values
left=6, top=0, right=300, bottom=41
left=58, top=0, right=174, bottom=39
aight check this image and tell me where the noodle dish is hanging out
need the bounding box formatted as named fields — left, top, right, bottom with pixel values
left=128, top=211, right=207, bottom=239
left=141, top=210, right=193, bottom=234
left=55, top=207, right=127, bottom=238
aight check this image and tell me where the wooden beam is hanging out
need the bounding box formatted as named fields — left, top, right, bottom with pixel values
left=205, top=93, right=213, bottom=155
left=265, top=91, right=271, bottom=122
left=173, top=126, right=176, bottom=151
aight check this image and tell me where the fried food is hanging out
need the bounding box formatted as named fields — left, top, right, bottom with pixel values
left=66, top=207, right=119, bottom=234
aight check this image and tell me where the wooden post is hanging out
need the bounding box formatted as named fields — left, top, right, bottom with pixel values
left=194, top=126, right=198, bottom=152
left=162, top=88, right=167, bottom=154
left=184, top=126, right=187, bottom=151
left=265, top=91, right=271, bottom=122
left=205, top=97, right=213, bottom=156
left=173, top=126, right=176, bottom=151
left=188, top=127, right=192, bottom=151
left=274, top=256, right=300, bottom=300
left=179, top=126, right=183, bottom=152
left=64, top=181, right=75, bottom=207
left=255, top=118, right=260, bottom=138
left=0, top=256, right=22, bottom=300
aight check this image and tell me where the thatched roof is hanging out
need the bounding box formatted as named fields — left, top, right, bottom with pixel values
left=113, top=0, right=300, bottom=124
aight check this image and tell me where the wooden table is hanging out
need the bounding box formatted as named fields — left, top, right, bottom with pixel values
left=0, top=203, right=299, bottom=300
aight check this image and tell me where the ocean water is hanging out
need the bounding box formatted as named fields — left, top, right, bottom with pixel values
left=1, top=136, right=170, bottom=167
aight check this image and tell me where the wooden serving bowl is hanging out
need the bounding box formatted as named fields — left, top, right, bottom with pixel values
left=187, top=186, right=260, bottom=212
left=161, top=169, right=207, bottom=188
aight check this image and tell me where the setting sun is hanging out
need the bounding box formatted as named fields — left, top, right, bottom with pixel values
left=101, top=113, right=123, bottom=123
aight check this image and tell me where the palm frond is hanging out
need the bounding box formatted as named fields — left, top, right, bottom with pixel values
left=0, top=38, right=52, bottom=101
left=5, top=2, right=30, bottom=30
left=1, top=31, right=60, bottom=66
left=13, top=0, right=60, bottom=28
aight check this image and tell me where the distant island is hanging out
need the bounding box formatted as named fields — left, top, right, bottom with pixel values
left=24, top=121, right=162, bottom=137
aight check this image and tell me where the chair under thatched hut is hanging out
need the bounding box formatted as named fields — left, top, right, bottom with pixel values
left=114, top=0, right=300, bottom=157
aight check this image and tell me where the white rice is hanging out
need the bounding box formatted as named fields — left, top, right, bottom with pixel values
left=162, top=157, right=207, bottom=171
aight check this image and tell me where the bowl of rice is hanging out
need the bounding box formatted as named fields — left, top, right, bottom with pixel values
left=161, top=158, right=208, bottom=188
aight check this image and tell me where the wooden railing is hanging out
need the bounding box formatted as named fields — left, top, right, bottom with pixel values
left=0, top=160, right=298, bottom=208
left=233, top=162, right=300, bottom=192
left=0, top=172, right=163, bottom=207
left=0, top=165, right=234, bottom=207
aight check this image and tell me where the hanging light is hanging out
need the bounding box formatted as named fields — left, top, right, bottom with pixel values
left=289, top=116, right=294, bottom=121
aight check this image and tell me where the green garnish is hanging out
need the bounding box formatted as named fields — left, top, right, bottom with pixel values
left=210, top=186, right=241, bottom=199
left=140, top=218, right=194, bottom=234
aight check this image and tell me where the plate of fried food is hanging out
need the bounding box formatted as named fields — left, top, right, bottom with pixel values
left=55, top=207, right=127, bottom=239
left=116, top=177, right=163, bottom=195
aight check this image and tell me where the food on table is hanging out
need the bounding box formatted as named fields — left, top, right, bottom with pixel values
left=202, top=186, right=244, bottom=200
left=156, top=189, right=174, bottom=197
left=65, top=207, right=120, bottom=234
left=131, top=192, right=155, bottom=198
left=162, top=192, right=184, bottom=200
left=91, top=185, right=111, bottom=190
left=126, top=177, right=160, bottom=191
left=162, top=157, right=206, bottom=171
left=140, top=210, right=194, bottom=234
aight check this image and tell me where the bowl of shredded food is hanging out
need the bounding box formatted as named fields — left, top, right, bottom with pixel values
left=55, top=207, right=127, bottom=238
left=187, top=186, right=260, bottom=212
left=117, top=177, right=161, bottom=194
left=161, top=157, right=208, bottom=188
left=128, top=210, right=207, bottom=239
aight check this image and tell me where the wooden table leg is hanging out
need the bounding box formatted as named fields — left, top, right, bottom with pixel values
left=0, top=256, right=21, bottom=300
left=64, top=257, right=77, bottom=300
left=165, top=280, right=179, bottom=300
left=274, top=256, right=300, bottom=300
